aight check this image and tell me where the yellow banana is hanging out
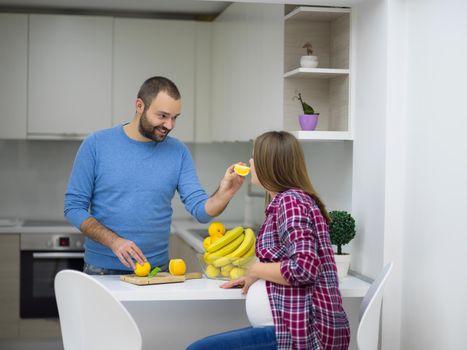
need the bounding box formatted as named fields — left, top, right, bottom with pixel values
left=221, top=264, right=234, bottom=277
left=206, top=226, right=244, bottom=252
left=232, top=239, right=256, bottom=266
left=229, top=228, right=255, bottom=258
left=214, top=228, right=255, bottom=267
left=204, top=234, right=244, bottom=264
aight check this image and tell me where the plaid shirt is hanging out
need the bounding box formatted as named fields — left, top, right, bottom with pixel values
left=256, top=189, right=350, bottom=350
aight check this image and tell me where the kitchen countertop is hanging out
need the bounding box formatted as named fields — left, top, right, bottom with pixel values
left=0, top=218, right=80, bottom=234
left=93, top=273, right=371, bottom=301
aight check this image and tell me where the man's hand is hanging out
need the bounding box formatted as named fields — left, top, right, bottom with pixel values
left=80, top=217, right=147, bottom=269
left=205, top=164, right=245, bottom=217
left=109, top=237, right=146, bottom=269
left=218, top=164, right=245, bottom=198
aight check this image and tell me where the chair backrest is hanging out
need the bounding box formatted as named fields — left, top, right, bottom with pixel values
left=357, top=262, right=393, bottom=350
left=55, top=270, right=142, bottom=350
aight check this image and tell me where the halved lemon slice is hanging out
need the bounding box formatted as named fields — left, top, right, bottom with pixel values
left=234, top=163, right=250, bottom=176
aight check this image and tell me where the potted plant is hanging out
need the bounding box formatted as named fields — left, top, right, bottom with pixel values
left=300, top=42, right=319, bottom=68
left=293, top=92, right=319, bottom=130
left=329, top=211, right=356, bottom=280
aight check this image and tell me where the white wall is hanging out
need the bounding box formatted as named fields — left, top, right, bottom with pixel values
left=351, top=0, right=387, bottom=278
left=399, top=0, right=467, bottom=349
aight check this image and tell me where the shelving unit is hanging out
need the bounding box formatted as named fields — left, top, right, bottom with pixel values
left=283, top=6, right=352, bottom=141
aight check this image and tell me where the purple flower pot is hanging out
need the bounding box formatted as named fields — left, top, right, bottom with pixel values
left=299, top=114, right=319, bottom=131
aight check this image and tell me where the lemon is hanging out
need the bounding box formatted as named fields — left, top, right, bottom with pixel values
left=169, top=258, right=187, bottom=276
left=205, top=264, right=220, bottom=278
left=208, top=222, right=226, bottom=237
left=234, top=163, right=250, bottom=176
left=134, top=261, right=151, bottom=277
left=230, top=267, right=245, bottom=280
left=221, top=264, right=234, bottom=277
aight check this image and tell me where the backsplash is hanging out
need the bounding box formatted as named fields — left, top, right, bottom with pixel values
left=0, top=139, right=352, bottom=226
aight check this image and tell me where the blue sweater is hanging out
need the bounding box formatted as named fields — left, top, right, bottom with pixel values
left=64, top=125, right=212, bottom=270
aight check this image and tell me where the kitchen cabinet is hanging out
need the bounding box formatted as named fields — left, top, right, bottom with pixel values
left=28, top=14, right=112, bottom=139
left=283, top=7, right=352, bottom=140
left=169, top=233, right=200, bottom=272
left=113, top=18, right=209, bottom=142
left=0, top=234, right=20, bottom=338
left=211, top=3, right=284, bottom=142
left=0, top=14, right=28, bottom=139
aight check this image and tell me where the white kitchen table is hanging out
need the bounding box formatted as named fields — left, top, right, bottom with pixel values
left=92, top=275, right=370, bottom=350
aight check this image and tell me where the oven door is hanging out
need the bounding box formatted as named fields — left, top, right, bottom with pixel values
left=20, top=251, right=84, bottom=318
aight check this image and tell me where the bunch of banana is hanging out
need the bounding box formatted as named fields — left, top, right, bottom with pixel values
left=203, top=226, right=257, bottom=280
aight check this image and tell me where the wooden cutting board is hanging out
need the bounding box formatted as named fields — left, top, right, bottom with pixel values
left=120, top=272, right=202, bottom=286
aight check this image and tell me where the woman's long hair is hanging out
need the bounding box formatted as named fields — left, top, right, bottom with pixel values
left=253, top=131, right=330, bottom=223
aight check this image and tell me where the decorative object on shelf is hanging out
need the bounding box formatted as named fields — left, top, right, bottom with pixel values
left=294, top=92, right=319, bottom=130
left=300, top=41, right=319, bottom=68
left=329, top=210, right=356, bottom=280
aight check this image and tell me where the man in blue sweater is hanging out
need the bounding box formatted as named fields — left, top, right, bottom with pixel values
left=64, top=76, right=244, bottom=274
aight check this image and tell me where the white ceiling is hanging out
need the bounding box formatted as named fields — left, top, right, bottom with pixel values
left=0, top=0, right=232, bottom=16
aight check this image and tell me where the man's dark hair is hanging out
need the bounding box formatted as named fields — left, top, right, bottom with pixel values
left=137, top=76, right=181, bottom=110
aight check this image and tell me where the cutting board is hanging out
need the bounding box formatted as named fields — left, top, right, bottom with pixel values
left=120, top=272, right=202, bottom=286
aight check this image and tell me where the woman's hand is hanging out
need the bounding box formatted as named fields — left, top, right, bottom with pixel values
left=220, top=265, right=259, bottom=294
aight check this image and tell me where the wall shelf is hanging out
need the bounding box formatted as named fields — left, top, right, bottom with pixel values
left=291, top=131, right=353, bottom=141
left=285, top=6, right=350, bottom=22
left=284, top=67, right=349, bottom=79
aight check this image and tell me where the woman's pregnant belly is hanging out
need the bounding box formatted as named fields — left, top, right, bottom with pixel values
left=246, top=279, right=274, bottom=327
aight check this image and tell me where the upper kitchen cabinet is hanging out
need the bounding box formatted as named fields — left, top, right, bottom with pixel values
left=283, top=7, right=352, bottom=141
left=113, top=18, right=203, bottom=142
left=211, top=3, right=284, bottom=142
left=0, top=14, right=28, bottom=139
left=28, top=14, right=112, bottom=139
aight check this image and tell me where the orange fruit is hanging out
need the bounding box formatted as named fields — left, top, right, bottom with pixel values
left=134, top=261, right=151, bottom=277
left=169, top=259, right=187, bottom=276
left=208, top=222, right=226, bottom=237
left=234, top=163, right=250, bottom=176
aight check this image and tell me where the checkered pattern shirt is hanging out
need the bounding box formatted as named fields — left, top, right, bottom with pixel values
left=256, top=189, right=350, bottom=350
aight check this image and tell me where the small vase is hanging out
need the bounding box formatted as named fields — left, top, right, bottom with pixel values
left=299, top=114, right=319, bottom=131
left=334, top=254, right=351, bottom=280
left=300, top=55, right=319, bottom=68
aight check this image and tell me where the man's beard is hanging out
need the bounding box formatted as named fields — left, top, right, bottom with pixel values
left=138, top=111, right=170, bottom=142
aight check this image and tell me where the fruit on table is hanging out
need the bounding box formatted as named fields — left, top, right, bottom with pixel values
left=169, top=259, right=187, bottom=276
left=207, top=226, right=244, bottom=253
left=221, top=264, right=234, bottom=277
left=234, top=163, right=250, bottom=176
left=213, top=228, right=255, bottom=267
left=204, top=233, right=245, bottom=264
left=205, top=264, right=220, bottom=278
left=208, top=222, right=226, bottom=237
left=134, top=261, right=151, bottom=277
left=230, top=267, right=246, bottom=280
left=201, top=225, right=257, bottom=280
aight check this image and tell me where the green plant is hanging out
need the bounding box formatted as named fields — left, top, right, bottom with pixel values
left=329, top=211, right=356, bottom=255
left=294, top=92, right=319, bottom=115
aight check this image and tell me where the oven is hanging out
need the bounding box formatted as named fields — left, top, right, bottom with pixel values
left=20, top=231, right=85, bottom=318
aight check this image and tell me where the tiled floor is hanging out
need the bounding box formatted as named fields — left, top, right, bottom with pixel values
left=0, top=339, right=63, bottom=350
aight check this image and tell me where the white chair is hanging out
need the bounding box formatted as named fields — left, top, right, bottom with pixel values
left=54, top=270, right=142, bottom=350
left=356, top=262, right=394, bottom=350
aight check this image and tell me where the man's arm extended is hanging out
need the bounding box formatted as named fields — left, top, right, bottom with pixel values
left=80, top=217, right=146, bottom=269
left=204, top=164, right=245, bottom=217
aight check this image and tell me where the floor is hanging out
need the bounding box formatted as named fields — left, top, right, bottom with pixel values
left=0, top=339, right=63, bottom=350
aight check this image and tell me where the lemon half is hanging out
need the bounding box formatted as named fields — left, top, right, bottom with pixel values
left=234, top=164, right=250, bottom=176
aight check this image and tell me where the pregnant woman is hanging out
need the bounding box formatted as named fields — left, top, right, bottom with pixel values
left=186, top=131, right=350, bottom=350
